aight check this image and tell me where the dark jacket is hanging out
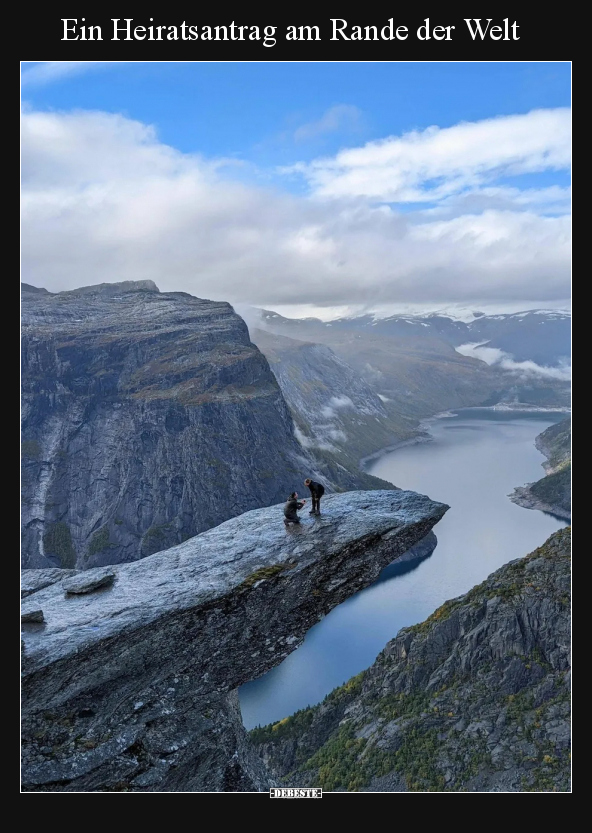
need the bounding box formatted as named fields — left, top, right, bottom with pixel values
left=284, top=498, right=305, bottom=521
left=306, top=480, right=325, bottom=498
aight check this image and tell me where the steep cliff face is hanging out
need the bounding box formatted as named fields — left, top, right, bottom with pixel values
left=510, top=418, right=571, bottom=521
left=21, top=490, right=448, bottom=792
left=21, top=282, right=390, bottom=570
left=253, top=528, right=571, bottom=792
left=251, top=328, right=417, bottom=469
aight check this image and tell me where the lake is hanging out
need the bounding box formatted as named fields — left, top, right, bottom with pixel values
left=239, top=408, right=568, bottom=729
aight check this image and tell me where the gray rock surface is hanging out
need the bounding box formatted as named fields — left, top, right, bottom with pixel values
left=251, top=328, right=416, bottom=474
left=21, top=568, right=77, bottom=598
left=21, top=489, right=447, bottom=792
left=253, top=527, right=571, bottom=792
left=396, top=530, right=437, bottom=562
left=510, top=418, right=571, bottom=521
left=22, top=610, right=45, bottom=624
left=21, top=281, right=390, bottom=570
left=63, top=569, right=116, bottom=595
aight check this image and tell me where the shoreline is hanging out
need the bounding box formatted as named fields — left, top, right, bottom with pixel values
left=508, top=486, right=571, bottom=523
left=478, top=404, right=570, bottom=414
left=508, top=414, right=571, bottom=524
left=360, top=403, right=570, bottom=474
left=360, top=433, right=432, bottom=471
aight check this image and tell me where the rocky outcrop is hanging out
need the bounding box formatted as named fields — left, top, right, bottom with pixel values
left=253, top=527, right=571, bottom=792
left=510, top=419, right=571, bottom=520
left=21, top=281, right=391, bottom=570
left=21, top=489, right=447, bottom=792
left=535, top=418, right=571, bottom=472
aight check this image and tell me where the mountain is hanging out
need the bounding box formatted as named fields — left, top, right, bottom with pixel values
left=290, top=309, right=571, bottom=368
left=251, top=328, right=418, bottom=470
left=21, top=490, right=447, bottom=792
left=510, top=418, right=571, bottom=521
left=252, top=527, right=571, bottom=793
left=250, top=308, right=570, bottom=420
left=465, top=311, right=571, bottom=367
left=21, top=282, right=392, bottom=570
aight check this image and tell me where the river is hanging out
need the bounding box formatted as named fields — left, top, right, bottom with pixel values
left=239, top=408, right=568, bottom=729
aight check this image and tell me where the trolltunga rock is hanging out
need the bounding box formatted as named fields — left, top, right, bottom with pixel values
left=21, top=489, right=447, bottom=792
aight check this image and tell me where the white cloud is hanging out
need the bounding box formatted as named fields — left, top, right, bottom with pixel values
left=320, top=395, right=354, bottom=418
left=21, top=108, right=571, bottom=309
left=456, top=343, right=571, bottom=381
left=289, top=109, right=571, bottom=202
left=417, top=185, right=571, bottom=219
left=21, top=62, right=121, bottom=88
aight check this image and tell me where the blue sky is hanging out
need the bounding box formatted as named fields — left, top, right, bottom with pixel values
left=21, top=61, right=571, bottom=315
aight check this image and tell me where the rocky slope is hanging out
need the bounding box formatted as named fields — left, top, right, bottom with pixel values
left=251, top=328, right=417, bottom=469
left=21, top=281, right=392, bottom=570
left=510, top=418, right=571, bottom=521
left=21, top=489, right=447, bottom=792
left=252, top=527, right=571, bottom=792
left=252, top=309, right=571, bottom=418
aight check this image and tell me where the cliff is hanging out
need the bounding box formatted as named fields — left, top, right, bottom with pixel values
left=21, top=281, right=391, bottom=570
left=253, top=527, right=571, bottom=792
left=251, top=328, right=417, bottom=469
left=21, top=489, right=448, bottom=792
left=510, top=418, right=571, bottom=521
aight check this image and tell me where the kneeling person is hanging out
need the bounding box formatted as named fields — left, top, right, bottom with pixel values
left=284, top=491, right=306, bottom=524
left=304, top=478, right=325, bottom=515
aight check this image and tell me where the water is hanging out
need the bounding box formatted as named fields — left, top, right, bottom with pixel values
left=239, top=408, right=568, bottom=729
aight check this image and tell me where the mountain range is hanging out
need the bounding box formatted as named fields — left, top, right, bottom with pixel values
left=21, top=283, right=570, bottom=570
left=21, top=281, right=571, bottom=792
left=247, top=307, right=570, bottom=462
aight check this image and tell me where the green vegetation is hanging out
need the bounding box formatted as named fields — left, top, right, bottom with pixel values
left=518, top=418, right=571, bottom=516
left=141, top=523, right=174, bottom=554
left=249, top=672, right=366, bottom=747
left=87, top=526, right=113, bottom=558
left=323, top=671, right=367, bottom=706
left=530, top=464, right=571, bottom=513
left=251, top=528, right=571, bottom=793
left=444, top=735, right=492, bottom=789
left=505, top=690, right=535, bottom=722
left=239, top=561, right=296, bottom=590
left=297, top=721, right=446, bottom=792
left=390, top=726, right=446, bottom=791
left=43, top=522, right=76, bottom=568
left=538, top=418, right=571, bottom=471
left=407, top=596, right=466, bottom=634
left=375, top=690, right=429, bottom=722
left=408, top=529, right=571, bottom=636
left=521, top=752, right=571, bottom=792
left=300, top=724, right=368, bottom=791
left=250, top=706, right=315, bottom=745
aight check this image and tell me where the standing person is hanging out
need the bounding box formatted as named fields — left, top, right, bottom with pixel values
left=284, top=491, right=306, bottom=525
left=304, top=478, right=325, bottom=515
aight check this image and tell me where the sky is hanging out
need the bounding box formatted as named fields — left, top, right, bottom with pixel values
left=21, top=61, right=571, bottom=318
